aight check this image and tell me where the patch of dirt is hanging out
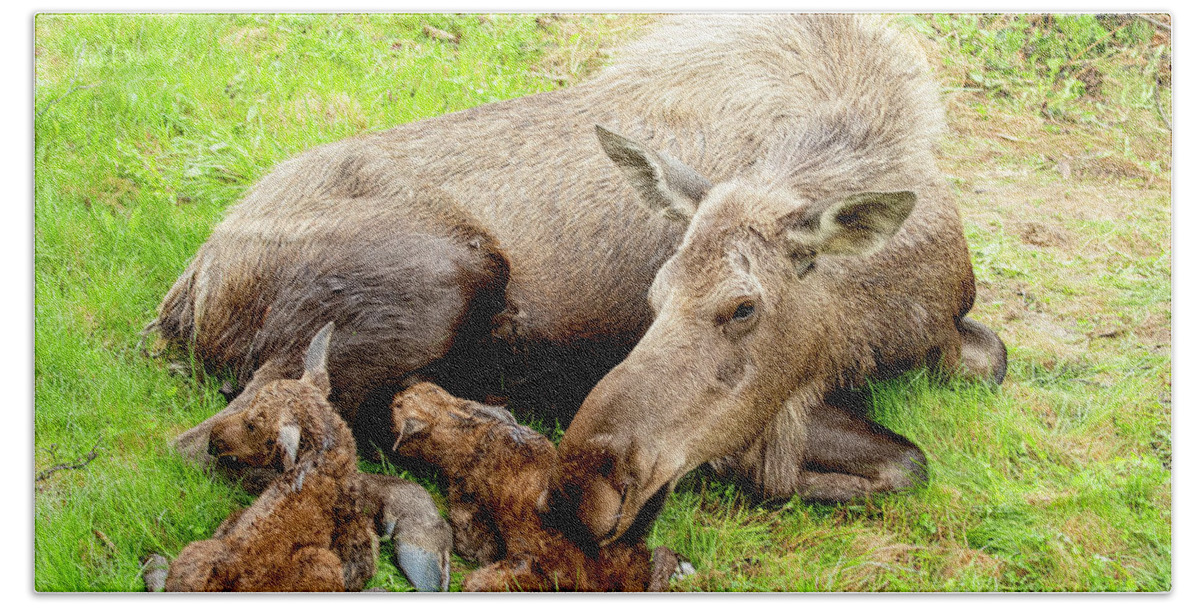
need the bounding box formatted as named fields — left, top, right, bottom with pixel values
left=843, top=533, right=922, bottom=591
left=534, top=14, right=659, bottom=85
left=280, top=92, right=369, bottom=131
left=1023, top=488, right=1079, bottom=506
left=1006, top=385, right=1060, bottom=429
left=940, top=547, right=1003, bottom=581
left=1132, top=310, right=1172, bottom=348
left=221, top=27, right=270, bottom=51
left=1063, top=154, right=1156, bottom=182
left=1016, top=221, right=1072, bottom=249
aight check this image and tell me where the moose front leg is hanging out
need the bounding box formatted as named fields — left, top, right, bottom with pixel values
left=955, top=316, right=1008, bottom=385
left=793, top=399, right=927, bottom=501
left=709, top=390, right=927, bottom=502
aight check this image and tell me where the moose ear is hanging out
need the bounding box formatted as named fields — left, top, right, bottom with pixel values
left=301, top=322, right=334, bottom=396
left=784, top=191, right=916, bottom=259
left=596, top=125, right=712, bottom=222
left=278, top=418, right=301, bottom=471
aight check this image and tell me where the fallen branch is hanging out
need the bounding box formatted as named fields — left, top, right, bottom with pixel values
left=93, top=529, right=118, bottom=555
left=35, top=41, right=103, bottom=119
left=422, top=24, right=460, bottom=44
left=35, top=442, right=100, bottom=482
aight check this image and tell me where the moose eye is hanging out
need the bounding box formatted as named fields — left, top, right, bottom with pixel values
left=732, top=301, right=756, bottom=321
left=245, top=421, right=256, bottom=432
left=717, top=299, right=760, bottom=331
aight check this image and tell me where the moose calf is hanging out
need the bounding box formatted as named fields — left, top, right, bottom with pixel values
left=164, top=323, right=379, bottom=591
left=390, top=382, right=682, bottom=591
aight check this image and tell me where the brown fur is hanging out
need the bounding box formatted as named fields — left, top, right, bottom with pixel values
left=166, top=326, right=379, bottom=592
left=155, top=15, right=1006, bottom=540
left=390, top=382, right=663, bottom=592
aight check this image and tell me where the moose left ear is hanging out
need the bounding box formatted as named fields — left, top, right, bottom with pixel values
left=301, top=322, right=334, bottom=397
left=595, top=125, right=712, bottom=222
left=784, top=191, right=916, bottom=257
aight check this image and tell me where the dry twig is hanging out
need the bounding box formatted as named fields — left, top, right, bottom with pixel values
left=35, top=442, right=101, bottom=482
left=422, top=24, right=460, bottom=44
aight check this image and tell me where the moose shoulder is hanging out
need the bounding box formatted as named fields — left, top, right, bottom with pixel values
left=154, top=15, right=1006, bottom=544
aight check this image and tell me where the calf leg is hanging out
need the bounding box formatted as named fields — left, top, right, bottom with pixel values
left=165, top=540, right=229, bottom=591
left=358, top=472, right=452, bottom=592
left=331, top=510, right=379, bottom=592
left=281, top=547, right=348, bottom=592
left=462, top=554, right=551, bottom=592
left=449, top=501, right=505, bottom=565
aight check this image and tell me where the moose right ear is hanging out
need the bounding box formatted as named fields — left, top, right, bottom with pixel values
left=783, top=191, right=917, bottom=259
left=595, top=125, right=712, bottom=222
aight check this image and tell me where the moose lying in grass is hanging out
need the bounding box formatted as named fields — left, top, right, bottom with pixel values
left=150, top=324, right=450, bottom=592
left=155, top=14, right=1007, bottom=551
left=390, top=382, right=685, bottom=591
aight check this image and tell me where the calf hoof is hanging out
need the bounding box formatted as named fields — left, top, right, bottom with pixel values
left=649, top=546, right=695, bottom=591
left=396, top=543, right=450, bottom=592
left=141, top=554, right=169, bottom=592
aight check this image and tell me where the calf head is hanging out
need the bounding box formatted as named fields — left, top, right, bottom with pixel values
left=390, top=382, right=521, bottom=463
left=553, top=126, right=917, bottom=544
left=208, top=322, right=338, bottom=472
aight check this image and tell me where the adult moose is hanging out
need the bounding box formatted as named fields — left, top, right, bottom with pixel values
left=154, top=15, right=1005, bottom=545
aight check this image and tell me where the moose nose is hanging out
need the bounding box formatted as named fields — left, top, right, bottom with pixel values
left=576, top=474, right=633, bottom=544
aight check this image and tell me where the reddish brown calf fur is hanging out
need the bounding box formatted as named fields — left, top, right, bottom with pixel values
left=390, top=382, right=671, bottom=592
left=165, top=324, right=378, bottom=592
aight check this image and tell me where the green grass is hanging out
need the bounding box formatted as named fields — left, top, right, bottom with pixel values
left=34, top=14, right=1171, bottom=592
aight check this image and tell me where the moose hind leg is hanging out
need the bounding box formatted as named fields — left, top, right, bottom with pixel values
left=956, top=316, right=1007, bottom=385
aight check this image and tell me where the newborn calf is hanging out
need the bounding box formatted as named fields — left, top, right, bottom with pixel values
left=165, top=323, right=378, bottom=591
left=390, top=382, right=680, bottom=591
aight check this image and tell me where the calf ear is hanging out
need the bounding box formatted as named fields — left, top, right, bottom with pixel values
left=783, top=191, right=916, bottom=259
left=278, top=418, right=301, bottom=471
left=301, top=322, right=334, bottom=396
left=596, top=125, right=712, bottom=222
left=391, top=418, right=429, bottom=450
